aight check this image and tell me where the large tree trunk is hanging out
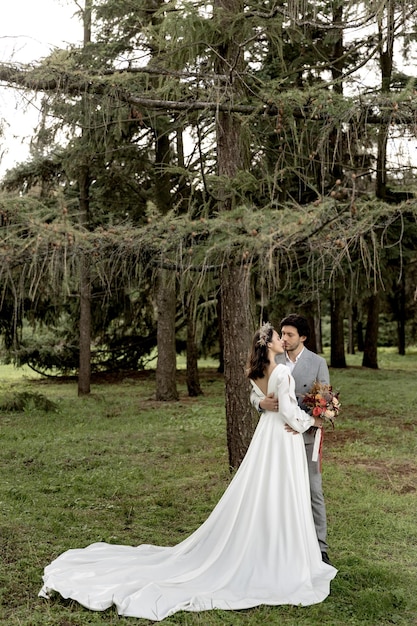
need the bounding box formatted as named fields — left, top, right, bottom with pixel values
left=214, top=0, right=252, bottom=468
left=362, top=293, right=379, bottom=369
left=330, top=283, right=346, bottom=368
left=221, top=265, right=254, bottom=469
left=156, top=269, right=178, bottom=401
left=216, top=292, right=224, bottom=374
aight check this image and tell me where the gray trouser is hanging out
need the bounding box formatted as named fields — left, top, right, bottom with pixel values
left=305, top=440, right=328, bottom=552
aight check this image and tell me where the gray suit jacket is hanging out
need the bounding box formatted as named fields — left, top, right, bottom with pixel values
left=250, top=347, right=330, bottom=444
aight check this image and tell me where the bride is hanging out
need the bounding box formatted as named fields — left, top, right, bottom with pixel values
left=39, top=322, right=337, bottom=621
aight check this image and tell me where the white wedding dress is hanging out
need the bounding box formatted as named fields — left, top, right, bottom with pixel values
left=39, top=364, right=337, bottom=621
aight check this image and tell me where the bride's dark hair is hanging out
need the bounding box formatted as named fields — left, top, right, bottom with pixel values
left=246, top=323, right=274, bottom=380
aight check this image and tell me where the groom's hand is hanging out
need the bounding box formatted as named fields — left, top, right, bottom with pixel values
left=259, top=393, right=278, bottom=412
left=284, top=424, right=299, bottom=435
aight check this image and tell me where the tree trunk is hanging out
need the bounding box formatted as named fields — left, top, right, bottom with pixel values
left=156, top=269, right=179, bottom=400
left=314, top=313, right=323, bottom=354
left=362, top=293, right=379, bottom=368
left=221, top=265, right=254, bottom=469
left=213, top=0, right=252, bottom=468
left=154, top=128, right=178, bottom=400
left=375, top=2, right=394, bottom=200
left=78, top=250, right=91, bottom=396
left=396, top=275, right=406, bottom=356
left=216, top=291, right=224, bottom=373
left=357, top=320, right=364, bottom=352
left=186, top=299, right=203, bottom=397
left=347, top=310, right=355, bottom=354
left=329, top=1, right=344, bottom=182
left=375, top=125, right=389, bottom=200
left=330, top=283, right=346, bottom=368
left=298, top=302, right=321, bottom=353
left=77, top=0, right=92, bottom=397
left=78, top=164, right=91, bottom=396
left=304, top=312, right=318, bottom=353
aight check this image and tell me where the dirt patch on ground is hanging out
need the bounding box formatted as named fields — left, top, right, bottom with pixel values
left=324, top=428, right=358, bottom=446
left=334, top=457, right=417, bottom=494
left=323, top=425, right=417, bottom=493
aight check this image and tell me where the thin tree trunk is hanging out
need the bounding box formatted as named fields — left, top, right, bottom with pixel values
left=78, top=250, right=91, bottom=395
left=302, top=300, right=323, bottom=354
left=362, top=293, right=379, bottom=368
left=375, top=2, right=394, bottom=200
left=329, top=1, right=344, bottom=182
left=328, top=8, right=348, bottom=369
left=396, top=275, right=406, bottom=356
left=77, top=0, right=92, bottom=397
left=357, top=320, right=364, bottom=352
left=314, top=310, right=323, bottom=354
left=376, top=126, right=389, bottom=200
left=303, top=311, right=318, bottom=353
left=186, top=298, right=203, bottom=397
left=330, top=283, right=346, bottom=368
left=154, top=128, right=178, bottom=400
left=347, top=307, right=355, bottom=355
left=156, top=269, right=178, bottom=400
left=77, top=176, right=92, bottom=396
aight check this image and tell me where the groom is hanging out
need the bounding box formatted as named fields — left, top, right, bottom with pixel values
left=250, top=313, right=331, bottom=565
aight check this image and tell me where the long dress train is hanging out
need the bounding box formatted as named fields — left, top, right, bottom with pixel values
left=39, top=364, right=337, bottom=621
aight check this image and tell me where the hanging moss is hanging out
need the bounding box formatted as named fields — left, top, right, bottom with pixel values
left=0, top=191, right=415, bottom=307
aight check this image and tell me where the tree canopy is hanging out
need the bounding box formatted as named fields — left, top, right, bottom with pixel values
left=2, top=0, right=417, bottom=462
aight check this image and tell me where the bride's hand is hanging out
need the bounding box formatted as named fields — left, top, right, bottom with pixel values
left=313, top=417, right=324, bottom=428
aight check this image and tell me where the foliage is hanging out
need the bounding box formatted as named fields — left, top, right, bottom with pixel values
left=1, top=195, right=415, bottom=295
left=2, top=0, right=417, bottom=372
left=0, top=390, right=58, bottom=412
left=1, top=188, right=417, bottom=369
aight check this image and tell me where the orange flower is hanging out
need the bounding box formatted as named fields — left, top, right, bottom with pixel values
left=302, top=382, right=341, bottom=427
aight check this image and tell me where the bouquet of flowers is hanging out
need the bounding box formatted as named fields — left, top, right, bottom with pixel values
left=302, top=382, right=340, bottom=465
left=302, top=382, right=341, bottom=427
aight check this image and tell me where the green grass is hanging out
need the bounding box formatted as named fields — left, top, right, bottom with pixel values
left=1, top=350, right=417, bottom=625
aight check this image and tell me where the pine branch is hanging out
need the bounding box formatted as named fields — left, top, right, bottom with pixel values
left=0, top=62, right=413, bottom=124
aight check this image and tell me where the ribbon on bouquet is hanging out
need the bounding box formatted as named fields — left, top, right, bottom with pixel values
left=312, top=427, right=324, bottom=471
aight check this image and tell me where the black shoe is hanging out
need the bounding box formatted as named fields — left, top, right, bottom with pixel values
left=321, top=551, right=332, bottom=565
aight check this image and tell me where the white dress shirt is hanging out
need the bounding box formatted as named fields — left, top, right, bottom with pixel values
left=285, top=347, right=305, bottom=374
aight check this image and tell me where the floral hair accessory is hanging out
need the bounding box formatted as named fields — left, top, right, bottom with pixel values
left=257, top=321, right=273, bottom=346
